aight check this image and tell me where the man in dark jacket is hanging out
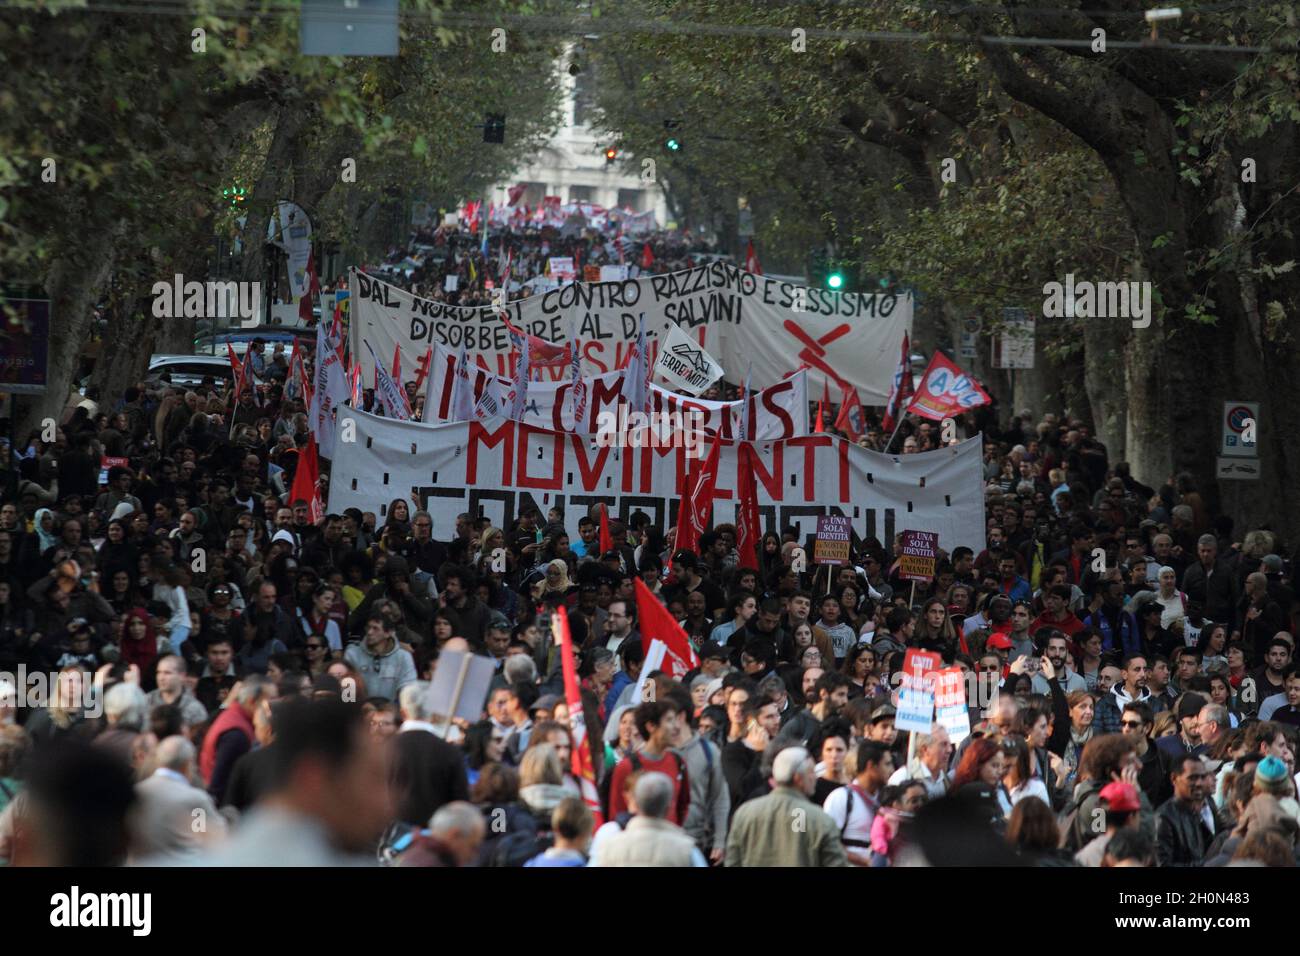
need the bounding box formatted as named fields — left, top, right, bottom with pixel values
left=1180, top=535, right=1236, bottom=630
left=390, top=681, right=471, bottom=827
left=1154, top=753, right=1221, bottom=866
left=347, top=555, right=433, bottom=639
left=438, top=564, right=490, bottom=649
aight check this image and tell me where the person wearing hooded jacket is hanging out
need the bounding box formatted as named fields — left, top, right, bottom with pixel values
left=346, top=555, right=432, bottom=639
left=344, top=611, right=417, bottom=702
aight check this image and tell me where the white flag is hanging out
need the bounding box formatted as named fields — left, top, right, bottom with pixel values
left=653, top=323, right=724, bottom=396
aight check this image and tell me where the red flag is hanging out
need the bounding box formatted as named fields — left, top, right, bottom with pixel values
left=553, top=605, right=603, bottom=825
left=289, top=434, right=325, bottom=523
left=675, top=431, right=721, bottom=554
left=833, top=383, right=867, bottom=440
left=507, top=182, right=527, bottom=206
left=744, top=240, right=762, bottom=275
left=227, top=342, right=246, bottom=401
left=881, top=333, right=913, bottom=433
left=598, top=502, right=613, bottom=556
left=906, top=351, right=991, bottom=422
left=633, top=578, right=701, bottom=679
left=299, top=250, right=321, bottom=324
left=640, top=242, right=654, bottom=270
left=814, top=377, right=829, bottom=433
left=500, top=314, right=569, bottom=368
left=734, top=442, right=762, bottom=569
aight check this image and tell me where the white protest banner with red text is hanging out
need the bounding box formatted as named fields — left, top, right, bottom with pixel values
left=326, top=410, right=986, bottom=553
left=349, top=265, right=910, bottom=403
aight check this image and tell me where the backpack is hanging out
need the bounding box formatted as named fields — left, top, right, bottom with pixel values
left=598, top=749, right=691, bottom=822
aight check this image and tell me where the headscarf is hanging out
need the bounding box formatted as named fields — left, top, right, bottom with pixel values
left=33, top=508, right=57, bottom=553
left=544, top=558, right=572, bottom=593
left=120, top=607, right=160, bottom=674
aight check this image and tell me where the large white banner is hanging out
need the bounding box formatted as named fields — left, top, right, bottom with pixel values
left=349, top=264, right=912, bottom=403
left=326, top=410, right=986, bottom=554
left=426, top=346, right=809, bottom=439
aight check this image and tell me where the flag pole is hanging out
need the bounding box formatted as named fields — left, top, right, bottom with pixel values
left=885, top=413, right=908, bottom=453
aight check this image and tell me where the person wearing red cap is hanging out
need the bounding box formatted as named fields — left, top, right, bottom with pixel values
left=1074, top=779, right=1143, bottom=866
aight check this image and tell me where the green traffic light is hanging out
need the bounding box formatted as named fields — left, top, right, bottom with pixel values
left=666, top=138, right=681, bottom=151
left=827, top=272, right=844, bottom=290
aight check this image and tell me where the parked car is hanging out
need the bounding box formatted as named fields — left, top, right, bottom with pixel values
left=145, top=354, right=233, bottom=388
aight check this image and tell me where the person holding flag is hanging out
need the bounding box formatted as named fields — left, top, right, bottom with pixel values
left=553, top=605, right=603, bottom=826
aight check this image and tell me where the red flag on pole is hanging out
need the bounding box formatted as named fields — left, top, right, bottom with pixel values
left=814, top=377, right=829, bottom=433
left=640, top=242, right=654, bottom=270
left=553, top=605, right=603, bottom=825
left=598, top=502, right=614, bottom=556
left=633, top=578, right=701, bottom=679
left=289, top=434, right=325, bottom=523
left=227, top=342, right=246, bottom=401
left=734, top=442, right=762, bottom=569
left=674, top=432, right=722, bottom=554
left=299, top=250, right=321, bottom=324
left=833, top=383, right=867, bottom=440
left=905, top=351, right=991, bottom=421
left=744, top=240, right=763, bottom=275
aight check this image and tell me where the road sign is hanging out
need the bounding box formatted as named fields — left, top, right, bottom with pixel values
left=1216, top=457, right=1260, bottom=481
left=1220, top=401, right=1258, bottom=458
left=992, top=307, right=1034, bottom=369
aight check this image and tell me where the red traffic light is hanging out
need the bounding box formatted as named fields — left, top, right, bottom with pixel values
left=604, top=147, right=618, bottom=162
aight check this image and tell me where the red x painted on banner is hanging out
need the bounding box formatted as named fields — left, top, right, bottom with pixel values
left=783, top=321, right=853, bottom=392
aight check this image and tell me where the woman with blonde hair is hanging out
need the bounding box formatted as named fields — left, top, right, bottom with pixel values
left=518, top=743, right=570, bottom=838
left=474, top=526, right=510, bottom=572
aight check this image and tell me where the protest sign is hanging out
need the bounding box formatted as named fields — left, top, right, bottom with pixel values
left=934, top=666, right=971, bottom=744
left=899, top=530, right=939, bottom=582
left=349, top=264, right=911, bottom=403
left=813, top=514, right=853, bottom=567
left=896, top=648, right=942, bottom=734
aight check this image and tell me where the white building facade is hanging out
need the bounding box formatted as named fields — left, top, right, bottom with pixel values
left=490, top=52, right=670, bottom=226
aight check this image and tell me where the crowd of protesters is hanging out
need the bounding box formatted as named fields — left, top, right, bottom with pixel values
left=0, top=229, right=1297, bottom=869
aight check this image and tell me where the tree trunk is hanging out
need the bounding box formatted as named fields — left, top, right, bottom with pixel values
left=19, top=222, right=123, bottom=438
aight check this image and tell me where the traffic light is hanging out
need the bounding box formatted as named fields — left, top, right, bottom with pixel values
left=221, top=185, right=247, bottom=208
left=664, top=119, right=682, bottom=152
left=826, top=270, right=844, bottom=290
left=483, top=114, right=506, bottom=144
left=604, top=147, right=618, bottom=165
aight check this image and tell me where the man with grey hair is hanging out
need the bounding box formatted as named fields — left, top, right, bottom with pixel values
left=131, top=735, right=226, bottom=862
left=391, top=680, right=469, bottom=827
left=397, top=800, right=486, bottom=867
left=1181, top=534, right=1235, bottom=628
left=888, top=723, right=952, bottom=798
left=591, top=772, right=706, bottom=867
left=201, top=675, right=274, bottom=804
left=1195, top=703, right=1229, bottom=764
left=97, top=682, right=152, bottom=766
left=725, top=746, right=849, bottom=867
